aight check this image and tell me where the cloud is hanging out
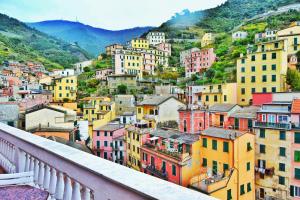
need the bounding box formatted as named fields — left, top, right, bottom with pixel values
left=0, top=0, right=226, bottom=30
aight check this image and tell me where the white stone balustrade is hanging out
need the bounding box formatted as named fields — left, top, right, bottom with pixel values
left=0, top=123, right=216, bottom=200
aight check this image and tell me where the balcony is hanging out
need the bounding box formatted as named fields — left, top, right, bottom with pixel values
left=189, top=170, right=233, bottom=194
left=253, top=121, right=291, bottom=130
left=143, top=114, right=158, bottom=121
left=0, top=123, right=215, bottom=200
left=145, top=165, right=168, bottom=180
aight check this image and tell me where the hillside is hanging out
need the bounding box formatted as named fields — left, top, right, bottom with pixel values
left=151, top=0, right=300, bottom=85
left=0, top=14, right=91, bottom=70
left=27, top=20, right=153, bottom=56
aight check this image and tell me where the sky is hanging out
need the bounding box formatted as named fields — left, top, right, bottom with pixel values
left=0, top=0, right=226, bottom=30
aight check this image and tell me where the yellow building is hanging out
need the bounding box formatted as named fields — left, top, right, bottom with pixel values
left=201, top=33, right=215, bottom=47
left=129, top=38, right=149, bottom=50
left=237, top=39, right=288, bottom=106
left=48, top=76, right=77, bottom=102
left=124, top=52, right=143, bottom=79
left=125, top=123, right=151, bottom=171
left=199, top=83, right=237, bottom=107
left=277, top=22, right=300, bottom=55
left=190, top=127, right=255, bottom=200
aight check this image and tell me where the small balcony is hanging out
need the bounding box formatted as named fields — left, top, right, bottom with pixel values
left=0, top=123, right=215, bottom=200
left=143, top=114, right=158, bottom=121
left=255, top=166, right=275, bottom=177
left=253, top=121, right=291, bottom=130
left=145, top=165, right=168, bottom=180
left=189, top=170, right=233, bottom=194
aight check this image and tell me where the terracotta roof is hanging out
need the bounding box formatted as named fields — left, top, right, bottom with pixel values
left=292, top=99, right=300, bottom=113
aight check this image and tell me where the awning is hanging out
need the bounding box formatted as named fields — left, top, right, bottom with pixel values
left=147, top=136, right=159, bottom=141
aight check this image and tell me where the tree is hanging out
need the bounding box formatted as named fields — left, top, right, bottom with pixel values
left=287, top=68, right=300, bottom=91
left=117, top=84, right=127, bottom=94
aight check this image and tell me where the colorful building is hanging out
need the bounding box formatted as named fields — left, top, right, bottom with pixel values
left=105, top=44, right=124, bottom=56
left=201, top=33, right=215, bottom=47
left=184, top=48, right=216, bottom=78
left=227, top=106, right=260, bottom=131
left=208, top=103, right=240, bottom=128
left=125, top=123, right=151, bottom=171
left=277, top=22, right=300, bottom=55
left=136, top=95, right=186, bottom=129
left=49, top=76, right=77, bottom=102
left=93, top=124, right=126, bottom=165
left=190, top=127, right=255, bottom=200
left=253, top=102, right=292, bottom=200
left=128, top=38, right=149, bottom=50
left=146, top=32, right=166, bottom=46
left=141, top=129, right=201, bottom=187
left=237, top=39, right=288, bottom=106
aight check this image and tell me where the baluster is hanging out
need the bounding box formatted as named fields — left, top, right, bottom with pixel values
left=38, top=162, right=45, bottom=189
left=43, top=165, right=51, bottom=191
left=29, top=156, right=35, bottom=172
left=63, top=176, right=72, bottom=200
left=72, top=182, right=81, bottom=200
left=49, top=168, right=57, bottom=199
left=82, top=187, right=91, bottom=200
left=25, top=154, right=30, bottom=172
left=55, top=171, right=65, bottom=200
left=34, top=159, right=40, bottom=186
left=15, top=148, right=26, bottom=173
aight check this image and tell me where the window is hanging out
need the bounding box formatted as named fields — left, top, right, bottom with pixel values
left=262, top=88, right=267, bottom=93
left=240, top=184, right=245, bottom=195
left=104, top=131, right=107, bottom=136
left=206, top=95, right=209, bottom=101
left=291, top=185, right=300, bottom=197
left=275, top=42, right=279, bottom=48
left=224, top=95, right=227, bottom=102
left=241, top=59, right=245, bottom=64
left=251, top=88, right=256, bottom=94
left=212, top=140, right=217, bottom=150
left=272, top=64, right=276, bottom=70
left=295, top=168, right=300, bottom=180
left=280, top=131, right=286, bottom=140
left=279, top=163, right=285, bottom=172
left=279, top=176, right=285, bottom=185
left=260, top=144, right=266, bottom=154
left=295, top=151, right=300, bottom=162
left=202, top=138, right=207, bottom=147
left=138, top=108, right=142, bottom=113
left=262, top=54, right=267, bottom=60
left=202, top=158, right=207, bottom=167
left=272, top=75, right=276, bottom=82
left=251, top=55, right=255, bottom=61
left=241, top=67, right=245, bottom=72
left=262, top=65, right=267, bottom=71
left=296, top=133, right=300, bottom=143
left=247, top=142, right=252, bottom=151
left=214, top=95, right=218, bottom=102
left=223, top=142, right=229, bottom=152
left=280, top=147, right=286, bottom=157
left=104, top=141, right=108, bottom=147
left=96, top=141, right=100, bottom=148
left=272, top=87, right=276, bottom=93
left=223, top=163, right=229, bottom=172
left=247, top=162, right=251, bottom=171
left=262, top=75, right=267, bottom=82
left=247, top=183, right=251, bottom=192
left=251, top=66, right=255, bottom=72
left=172, top=165, right=176, bottom=176
left=227, top=189, right=232, bottom=200
left=251, top=76, right=256, bottom=83
left=97, top=131, right=100, bottom=136
left=241, top=77, right=245, bottom=83
left=272, top=53, right=277, bottom=59
left=241, top=88, right=245, bottom=95
left=260, top=129, right=265, bottom=138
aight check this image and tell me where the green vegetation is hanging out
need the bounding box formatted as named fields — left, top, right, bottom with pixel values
left=117, top=84, right=127, bottom=94
left=287, top=68, right=300, bottom=91
left=0, top=14, right=91, bottom=70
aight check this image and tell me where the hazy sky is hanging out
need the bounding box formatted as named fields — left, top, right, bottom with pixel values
left=0, top=0, right=226, bottom=30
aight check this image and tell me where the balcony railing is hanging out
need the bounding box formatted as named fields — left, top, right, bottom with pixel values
left=145, top=165, right=168, bottom=180
left=253, top=121, right=291, bottom=130
left=0, top=123, right=215, bottom=200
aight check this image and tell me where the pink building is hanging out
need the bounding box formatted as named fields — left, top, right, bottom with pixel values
left=18, top=91, right=53, bottom=111
left=155, top=43, right=171, bottom=57
left=93, top=124, right=126, bottom=165
left=184, top=48, right=216, bottom=78
left=142, top=50, right=156, bottom=75
left=95, top=68, right=113, bottom=80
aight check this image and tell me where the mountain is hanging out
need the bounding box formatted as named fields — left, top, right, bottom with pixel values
left=0, top=14, right=91, bottom=70
left=27, top=20, right=154, bottom=56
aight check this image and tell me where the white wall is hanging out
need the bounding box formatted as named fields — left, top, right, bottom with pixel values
left=158, top=98, right=185, bottom=123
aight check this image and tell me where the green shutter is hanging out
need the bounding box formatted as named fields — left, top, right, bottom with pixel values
left=202, top=138, right=207, bottom=147
left=247, top=183, right=251, bottom=192
left=295, top=151, right=300, bottom=162
left=295, top=168, right=300, bottom=180
left=247, top=162, right=250, bottom=171
left=223, top=142, right=229, bottom=152
left=227, top=189, right=232, bottom=200
left=202, top=158, right=207, bottom=167
left=240, top=184, right=245, bottom=195
left=290, top=185, right=295, bottom=197
left=212, top=140, right=217, bottom=150
left=295, top=133, right=300, bottom=143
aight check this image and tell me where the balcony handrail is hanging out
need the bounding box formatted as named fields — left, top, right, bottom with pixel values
left=0, top=123, right=215, bottom=200
left=254, top=121, right=291, bottom=130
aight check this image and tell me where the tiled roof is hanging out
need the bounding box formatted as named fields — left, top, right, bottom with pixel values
left=151, top=129, right=199, bottom=144
left=94, top=124, right=124, bottom=131
left=209, top=103, right=238, bottom=112
left=230, top=106, right=260, bottom=119
left=138, top=95, right=175, bottom=106
left=292, top=99, right=300, bottom=113
left=202, top=127, right=244, bottom=140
